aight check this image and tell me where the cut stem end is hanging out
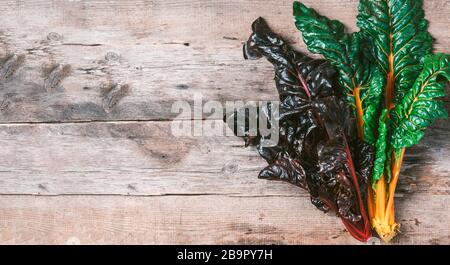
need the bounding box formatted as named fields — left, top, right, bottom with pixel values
left=372, top=219, right=400, bottom=243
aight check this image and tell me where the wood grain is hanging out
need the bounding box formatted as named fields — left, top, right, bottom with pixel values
left=0, top=120, right=448, bottom=196
left=0, top=118, right=448, bottom=244
left=0, top=0, right=449, bottom=244
left=0, top=0, right=448, bottom=122
left=0, top=194, right=448, bottom=245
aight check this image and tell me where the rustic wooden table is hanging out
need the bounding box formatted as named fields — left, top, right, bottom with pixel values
left=0, top=0, right=448, bottom=244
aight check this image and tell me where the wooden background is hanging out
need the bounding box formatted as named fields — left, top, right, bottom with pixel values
left=0, top=0, right=449, bottom=244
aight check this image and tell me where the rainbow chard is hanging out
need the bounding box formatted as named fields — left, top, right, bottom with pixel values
left=293, top=2, right=384, bottom=143
left=226, top=17, right=372, bottom=241
left=294, top=0, right=449, bottom=242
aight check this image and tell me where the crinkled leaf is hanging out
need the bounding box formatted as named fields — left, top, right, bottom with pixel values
left=294, top=1, right=383, bottom=142
left=225, top=17, right=372, bottom=241
left=244, top=17, right=336, bottom=107
left=258, top=157, right=307, bottom=189
left=361, top=68, right=385, bottom=144
left=371, top=108, right=388, bottom=187
left=350, top=137, right=374, bottom=192
left=357, top=0, right=433, bottom=105
left=390, top=53, right=449, bottom=148
left=293, top=2, right=346, bottom=68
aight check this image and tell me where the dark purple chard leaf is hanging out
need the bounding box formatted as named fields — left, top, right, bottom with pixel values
left=350, top=137, right=374, bottom=199
left=244, top=17, right=337, bottom=118
left=226, top=17, right=372, bottom=241
left=258, top=156, right=308, bottom=189
left=310, top=96, right=370, bottom=226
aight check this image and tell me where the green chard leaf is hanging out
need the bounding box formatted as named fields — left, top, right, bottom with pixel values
left=361, top=67, right=385, bottom=144
left=293, top=1, right=346, bottom=68
left=371, top=108, right=388, bottom=187
left=293, top=1, right=383, bottom=142
left=357, top=0, right=433, bottom=106
left=390, top=53, right=449, bottom=149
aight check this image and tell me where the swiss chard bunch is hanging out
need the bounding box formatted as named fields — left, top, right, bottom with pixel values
left=293, top=0, right=449, bottom=241
left=226, top=18, right=372, bottom=241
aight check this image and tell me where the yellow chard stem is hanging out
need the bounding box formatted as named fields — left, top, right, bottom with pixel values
left=353, top=87, right=365, bottom=140
left=384, top=148, right=405, bottom=224
left=371, top=148, right=405, bottom=242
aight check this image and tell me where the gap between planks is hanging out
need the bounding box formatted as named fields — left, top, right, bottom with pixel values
left=1, top=194, right=448, bottom=244
left=0, top=193, right=304, bottom=198
left=0, top=119, right=200, bottom=125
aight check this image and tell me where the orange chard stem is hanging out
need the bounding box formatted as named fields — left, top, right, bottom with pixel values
left=370, top=8, right=399, bottom=241
left=353, top=87, right=364, bottom=140
left=370, top=148, right=405, bottom=242
left=385, top=6, right=395, bottom=112
left=375, top=174, right=386, bottom=221
left=385, top=148, right=405, bottom=224
left=385, top=53, right=395, bottom=111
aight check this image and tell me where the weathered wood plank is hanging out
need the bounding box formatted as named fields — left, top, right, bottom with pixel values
left=0, top=194, right=448, bottom=244
left=0, top=0, right=448, bottom=245
left=0, top=120, right=448, bottom=196
left=0, top=0, right=448, bottom=122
